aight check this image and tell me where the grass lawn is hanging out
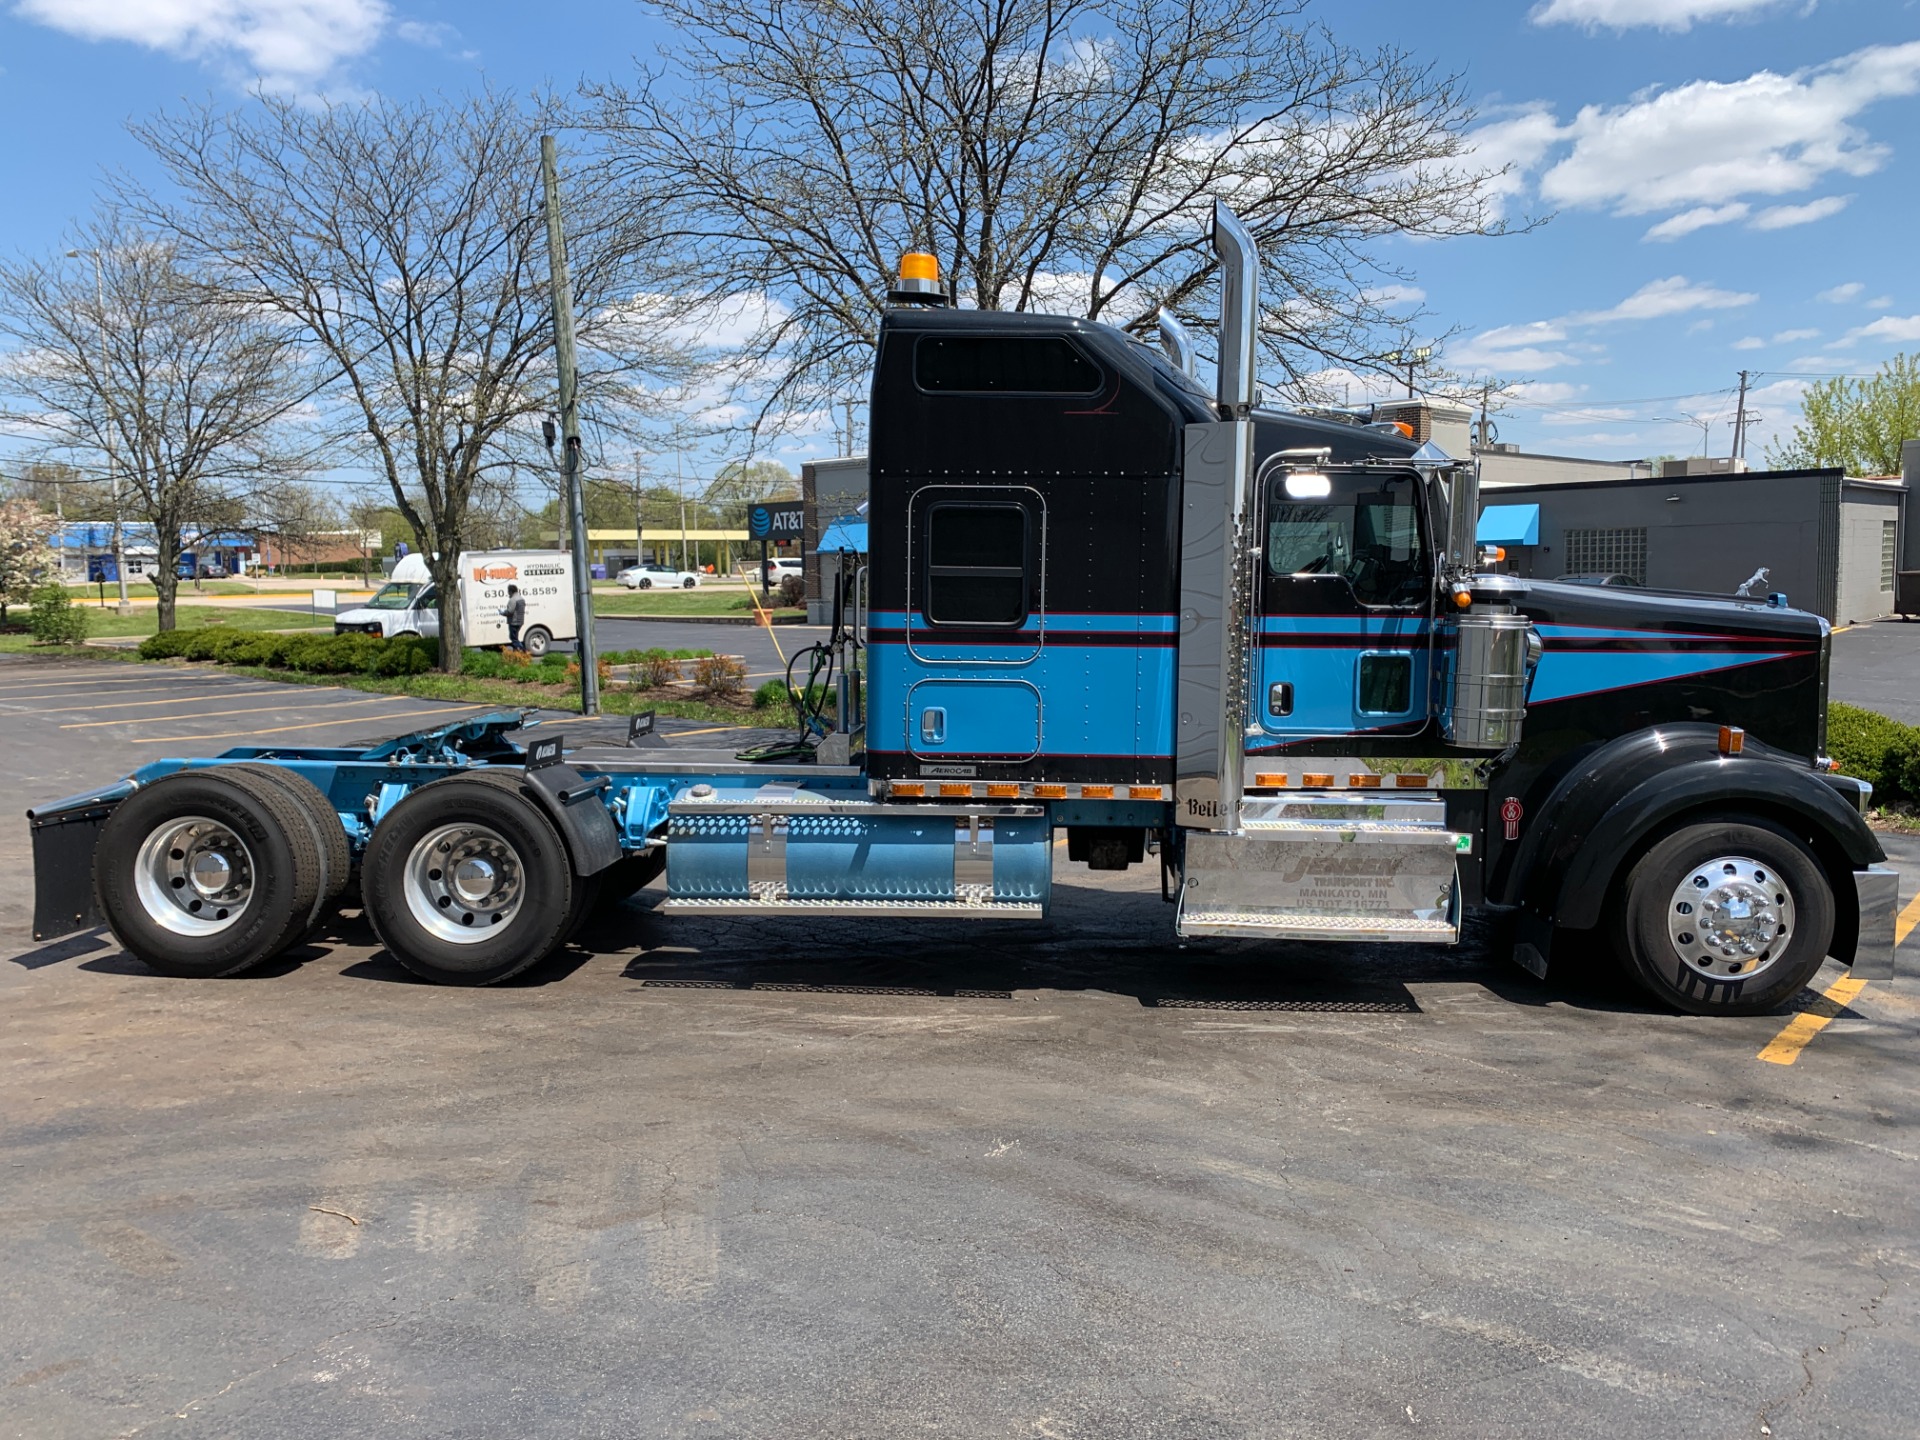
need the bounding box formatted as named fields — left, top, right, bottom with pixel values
left=0, top=605, right=334, bottom=653
left=63, top=579, right=262, bottom=598
left=593, top=589, right=803, bottom=618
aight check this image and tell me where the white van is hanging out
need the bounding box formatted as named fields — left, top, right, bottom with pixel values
left=333, top=550, right=577, bottom=657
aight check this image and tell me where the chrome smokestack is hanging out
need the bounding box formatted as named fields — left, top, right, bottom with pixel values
left=1157, top=308, right=1196, bottom=377
left=1212, top=201, right=1257, bottom=418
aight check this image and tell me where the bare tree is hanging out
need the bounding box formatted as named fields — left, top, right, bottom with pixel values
left=583, top=0, right=1522, bottom=431
left=0, top=215, right=309, bottom=630
left=134, top=90, right=682, bottom=672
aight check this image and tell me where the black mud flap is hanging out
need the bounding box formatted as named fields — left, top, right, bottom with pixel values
left=522, top=763, right=623, bottom=878
left=28, top=792, right=125, bottom=941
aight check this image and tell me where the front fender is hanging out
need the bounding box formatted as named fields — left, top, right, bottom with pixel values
left=1497, top=724, right=1883, bottom=931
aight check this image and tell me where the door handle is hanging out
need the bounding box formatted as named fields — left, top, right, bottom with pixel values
left=1268, top=682, right=1293, bottom=717
left=920, top=707, right=947, bottom=743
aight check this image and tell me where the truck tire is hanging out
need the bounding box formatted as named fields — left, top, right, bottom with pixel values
left=95, top=770, right=322, bottom=978
left=219, top=763, right=352, bottom=921
left=1612, top=816, right=1835, bottom=1016
left=457, top=768, right=603, bottom=939
left=522, top=626, right=551, bottom=658
left=360, top=775, right=574, bottom=986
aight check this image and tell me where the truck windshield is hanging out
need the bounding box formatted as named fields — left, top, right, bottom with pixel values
left=1266, top=472, right=1426, bottom=607
left=364, top=583, right=420, bottom=611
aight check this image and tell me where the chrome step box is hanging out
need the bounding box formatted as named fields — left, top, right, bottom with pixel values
left=1176, top=794, right=1467, bottom=943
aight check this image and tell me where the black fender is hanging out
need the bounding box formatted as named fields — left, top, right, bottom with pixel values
left=521, top=764, right=623, bottom=878
left=1495, top=724, right=1883, bottom=936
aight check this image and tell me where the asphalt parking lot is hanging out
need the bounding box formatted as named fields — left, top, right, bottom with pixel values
left=4, top=654, right=1920, bottom=1438
left=1831, top=619, right=1920, bottom=723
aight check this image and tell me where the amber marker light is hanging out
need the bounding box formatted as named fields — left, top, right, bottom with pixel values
left=1453, top=589, right=1473, bottom=609
left=1718, top=725, right=1745, bottom=756
left=1253, top=773, right=1287, bottom=788
left=1032, top=784, right=1068, bottom=799
left=1127, top=785, right=1164, bottom=800
left=938, top=782, right=972, bottom=797
left=986, top=783, right=1020, bottom=798
left=1081, top=784, right=1115, bottom=799
left=1349, top=774, right=1381, bottom=788
left=892, top=782, right=926, bottom=798
left=1302, top=772, right=1334, bottom=788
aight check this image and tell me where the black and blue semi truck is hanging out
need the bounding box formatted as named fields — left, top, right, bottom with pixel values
left=27, top=205, right=1899, bottom=1014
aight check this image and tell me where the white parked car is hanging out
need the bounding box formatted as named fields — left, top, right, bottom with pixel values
left=761, top=557, right=803, bottom=586
left=618, top=562, right=701, bottom=590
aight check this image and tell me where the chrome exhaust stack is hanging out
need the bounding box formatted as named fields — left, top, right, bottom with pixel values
left=1174, top=202, right=1259, bottom=832
left=1157, top=308, right=1196, bottom=377
left=1213, top=201, right=1257, bottom=418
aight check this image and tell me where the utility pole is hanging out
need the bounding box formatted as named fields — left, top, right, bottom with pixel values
left=539, top=133, right=598, bottom=716
left=632, top=451, right=645, bottom=570
left=1732, top=369, right=1751, bottom=461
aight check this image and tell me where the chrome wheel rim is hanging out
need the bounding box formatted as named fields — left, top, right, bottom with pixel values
left=134, top=816, right=256, bottom=936
left=1667, top=854, right=1794, bottom=981
left=404, top=822, right=524, bottom=944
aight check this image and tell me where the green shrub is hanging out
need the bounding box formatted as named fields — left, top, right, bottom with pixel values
left=751, top=679, right=790, bottom=710
left=28, top=584, right=91, bottom=646
left=371, top=637, right=434, bottom=676
left=138, top=628, right=198, bottom=659
left=1827, top=702, right=1919, bottom=804
left=631, top=648, right=681, bottom=688
left=221, top=634, right=288, bottom=667
left=181, top=628, right=228, bottom=661
left=462, top=647, right=506, bottom=679
left=691, top=653, right=746, bottom=697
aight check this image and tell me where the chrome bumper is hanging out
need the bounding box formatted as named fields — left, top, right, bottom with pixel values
left=1851, top=867, right=1901, bottom=981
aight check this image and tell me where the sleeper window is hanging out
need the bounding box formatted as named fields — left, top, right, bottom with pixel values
left=925, top=503, right=1028, bottom=626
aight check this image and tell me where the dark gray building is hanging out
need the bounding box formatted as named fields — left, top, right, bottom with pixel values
left=1476, top=467, right=1905, bottom=625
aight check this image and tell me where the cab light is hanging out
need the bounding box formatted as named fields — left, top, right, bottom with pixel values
left=1302, top=772, right=1334, bottom=788
left=900, top=252, right=938, bottom=282
left=1453, top=589, right=1473, bottom=609
left=1254, top=773, right=1287, bottom=788
left=938, top=782, right=972, bottom=797
left=892, top=782, right=925, bottom=797
left=1349, top=774, right=1381, bottom=788
left=986, top=783, right=1020, bottom=798
left=1032, top=783, right=1068, bottom=799
left=1082, top=784, right=1115, bottom=799
left=1718, top=725, right=1745, bottom=756
left=1127, top=785, right=1164, bottom=800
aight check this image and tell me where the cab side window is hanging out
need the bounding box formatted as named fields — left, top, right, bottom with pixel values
left=925, top=502, right=1029, bottom=626
left=1266, top=473, right=1426, bottom=608
left=915, top=336, right=1103, bottom=395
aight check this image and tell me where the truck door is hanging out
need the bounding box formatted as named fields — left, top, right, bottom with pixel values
left=408, top=584, right=441, bottom=640
left=1252, top=467, right=1432, bottom=742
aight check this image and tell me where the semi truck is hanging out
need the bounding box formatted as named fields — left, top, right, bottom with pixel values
left=27, top=205, right=1898, bottom=1014
left=331, top=550, right=576, bottom=657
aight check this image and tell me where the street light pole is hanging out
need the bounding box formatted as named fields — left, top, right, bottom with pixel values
left=70, top=248, right=129, bottom=613
left=539, top=134, right=599, bottom=717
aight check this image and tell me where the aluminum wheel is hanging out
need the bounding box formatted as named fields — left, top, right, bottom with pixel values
left=403, top=822, right=526, bottom=944
left=1666, top=853, right=1795, bottom=981
left=133, top=815, right=257, bottom=937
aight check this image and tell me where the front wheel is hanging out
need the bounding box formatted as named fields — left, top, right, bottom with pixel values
left=522, top=625, right=551, bottom=659
left=638, top=578, right=653, bottom=590
left=1612, top=817, right=1835, bottom=1015
left=682, top=576, right=696, bottom=589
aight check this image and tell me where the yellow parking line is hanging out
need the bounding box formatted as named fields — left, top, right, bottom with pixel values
left=663, top=726, right=739, bottom=739
left=62, top=695, right=405, bottom=729
left=2, top=674, right=174, bottom=690
left=129, top=704, right=487, bottom=745
left=1758, top=890, right=1920, bottom=1065
left=33, top=689, right=288, bottom=714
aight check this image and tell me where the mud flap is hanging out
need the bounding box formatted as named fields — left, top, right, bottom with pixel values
left=1849, top=866, right=1900, bottom=982
left=28, top=794, right=123, bottom=941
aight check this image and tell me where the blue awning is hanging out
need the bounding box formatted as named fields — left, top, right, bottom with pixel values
left=816, top=519, right=868, bottom=555
left=1477, top=504, right=1540, bottom=546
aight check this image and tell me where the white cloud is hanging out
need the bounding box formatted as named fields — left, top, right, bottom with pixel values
left=1452, top=320, right=1581, bottom=372
left=1574, top=276, right=1757, bottom=323
left=1866, top=294, right=1893, bottom=308
left=1362, top=284, right=1427, bottom=308
left=1732, top=336, right=1765, bottom=350
left=1643, top=203, right=1749, bottom=242
left=1532, top=0, right=1792, bottom=31
left=1773, top=328, right=1820, bottom=342
left=1460, top=105, right=1566, bottom=220
left=1838, top=315, right=1920, bottom=347
left=13, top=0, right=390, bottom=88
left=1817, top=282, right=1864, bottom=302
left=1506, top=381, right=1587, bottom=406
left=1557, top=431, right=1647, bottom=446
left=1751, top=195, right=1851, bottom=230
left=1539, top=43, right=1920, bottom=217
left=1542, top=407, right=1638, bottom=426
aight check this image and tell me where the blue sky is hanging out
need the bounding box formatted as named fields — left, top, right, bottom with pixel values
left=0, top=0, right=1916, bottom=476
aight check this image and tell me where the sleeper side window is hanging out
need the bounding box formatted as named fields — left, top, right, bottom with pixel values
left=915, top=336, right=1103, bottom=395
left=925, top=502, right=1029, bottom=626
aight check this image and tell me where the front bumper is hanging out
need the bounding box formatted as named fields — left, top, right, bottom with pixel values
left=1851, top=866, right=1901, bottom=981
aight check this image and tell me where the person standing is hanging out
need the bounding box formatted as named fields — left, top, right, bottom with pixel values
left=502, top=584, right=527, bottom=651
